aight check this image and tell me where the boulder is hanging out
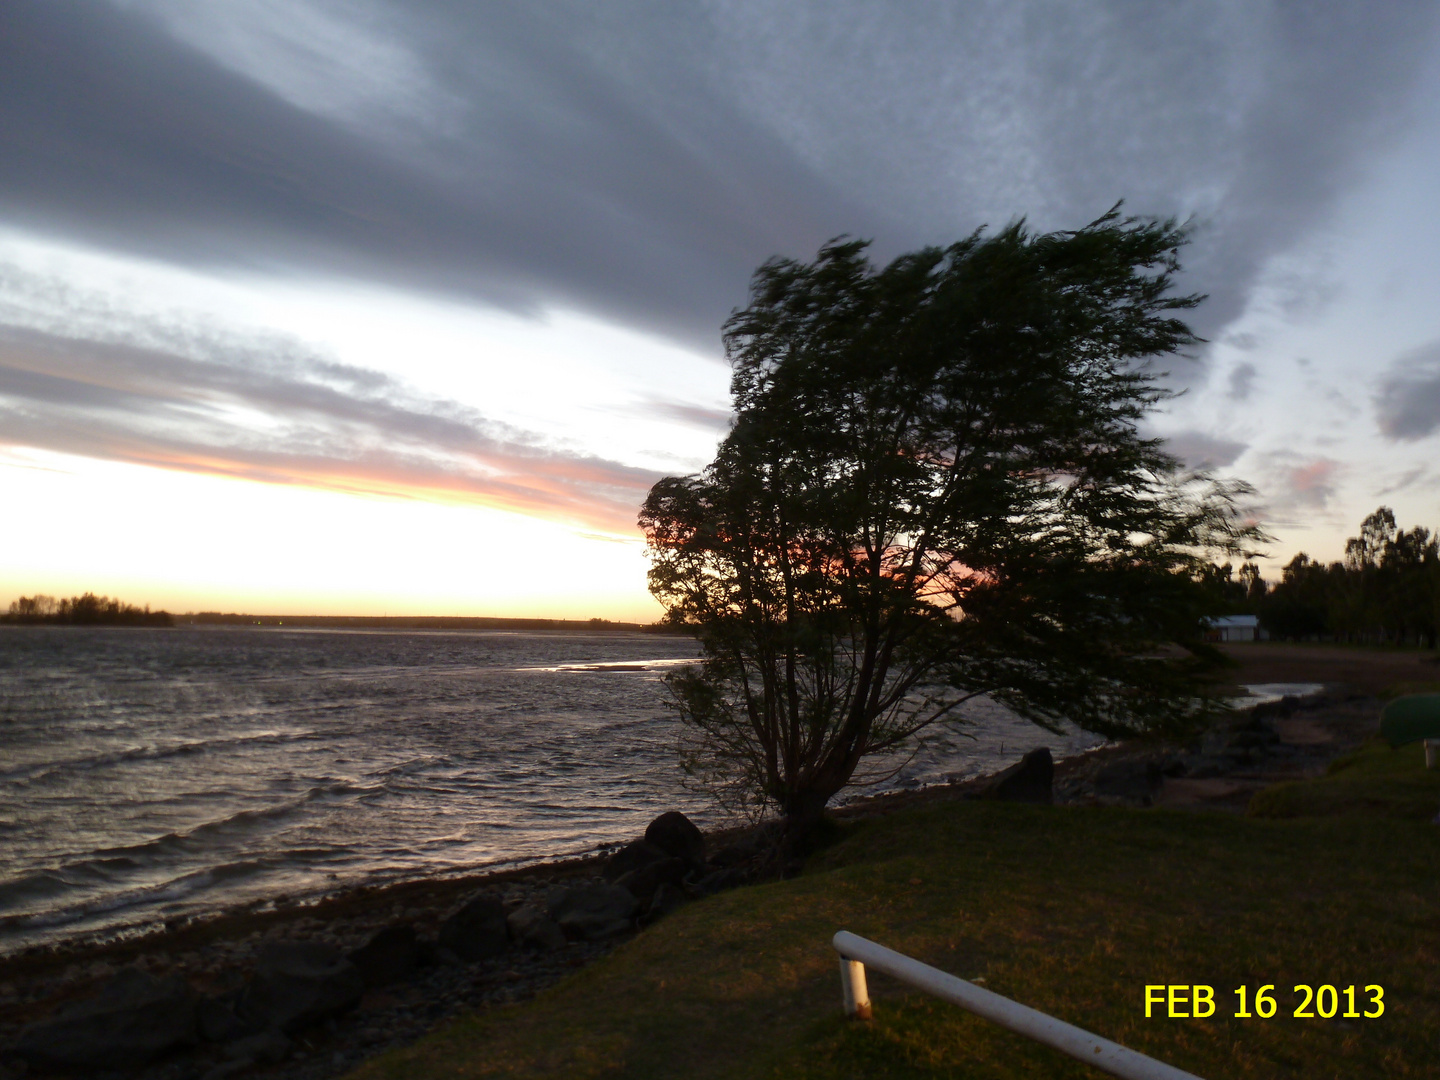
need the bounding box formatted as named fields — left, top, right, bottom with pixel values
left=438, top=896, right=509, bottom=962
left=198, top=993, right=256, bottom=1044
left=15, top=966, right=199, bottom=1070
left=645, top=882, right=688, bottom=923
left=644, top=811, right=706, bottom=870
left=348, top=923, right=420, bottom=987
left=506, top=903, right=567, bottom=951
left=709, top=823, right=779, bottom=869
left=602, top=838, right=670, bottom=883
left=613, top=856, right=687, bottom=905
left=694, top=867, right=745, bottom=896
left=1091, top=758, right=1163, bottom=804
left=1252, top=695, right=1302, bottom=722
left=547, top=884, right=638, bottom=940
left=221, top=1029, right=293, bottom=1065
left=977, top=747, right=1053, bottom=804
left=236, top=941, right=363, bottom=1035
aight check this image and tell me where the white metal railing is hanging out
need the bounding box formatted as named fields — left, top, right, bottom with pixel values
left=832, top=931, right=1205, bottom=1080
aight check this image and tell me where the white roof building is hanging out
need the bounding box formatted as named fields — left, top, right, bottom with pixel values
left=1204, top=614, right=1263, bottom=642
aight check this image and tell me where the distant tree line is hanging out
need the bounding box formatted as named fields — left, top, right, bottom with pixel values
left=176, top=613, right=663, bottom=631
left=3, top=593, right=174, bottom=627
left=1205, top=508, right=1439, bottom=648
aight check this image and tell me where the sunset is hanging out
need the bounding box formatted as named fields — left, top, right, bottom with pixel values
left=3, top=3, right=1439, bottom=616
left=3, top=6, right=1439, bottom=1079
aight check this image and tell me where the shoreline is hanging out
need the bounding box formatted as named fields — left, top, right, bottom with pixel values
left=0, top=675, right=1359, bottom=973
left=0, top=661, right=1406, bottom=1079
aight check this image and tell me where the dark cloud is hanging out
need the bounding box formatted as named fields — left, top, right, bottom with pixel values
left=1375, top=340, right=1440, bottom=440
left=1226, top=362, right=1257, bottom=401
left=1162, top=430, right=1248, bottom=470
left=0, top=322, right=659, bottom=532
left=1, top=1, right=1435, bottom=354
left=638, top=397, right=732, bottom=431
left=1, top=0, right=1437, bottom=527
left=0, top=1, right=870, bottom=352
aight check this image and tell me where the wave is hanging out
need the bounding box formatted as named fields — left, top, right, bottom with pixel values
left=0, top=842, right=359, bottom=933
left=0, top=730, right=326, bottom=786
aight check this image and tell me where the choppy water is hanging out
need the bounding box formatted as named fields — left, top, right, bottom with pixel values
left=0, top=625, right=1106, bottom=954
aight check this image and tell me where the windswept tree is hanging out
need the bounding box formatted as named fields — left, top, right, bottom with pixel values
left=641, top=209, right=1262, bottom=828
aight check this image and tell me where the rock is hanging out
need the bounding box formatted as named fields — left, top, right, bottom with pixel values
left=547, top=884, right=638, bottom=940
left=695, top=867, right=745, bottom=895
left=348, top=923, right=420, bottom=987
left=708, top=843, right=753, bottom=868
left=602, top=839, right=670, bottom=883
left=438, top=897, right=509, bottom=962
left=201, top=1060, right=250, bottom=1080
left=236, top=941, right=363, bottom=1035
left=432, top=946, right=463, bottom=967
left=1228, top=727, right=1280, bottom=750
left=645, top=882, right=688, bottom=922
left=977, top=748, right=1053, bottom=804
left=506, top=904, right=566, bottom=951
left=613, top=856, right=687, bottom=905
left=1252, top=695, right=1302, bottom=721
left=1091, top=758, right=1163, bottom=804
left=198, top=992, right=255, bottom=1044
left=221, top=1029, right=292, bottom=1064
left=14, top=967, right=199, bottom=1070
left=644, top=811, right=706, bottom=870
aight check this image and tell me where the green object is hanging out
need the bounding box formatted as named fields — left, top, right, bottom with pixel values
left=1380, top=693, right=1440, bottom=747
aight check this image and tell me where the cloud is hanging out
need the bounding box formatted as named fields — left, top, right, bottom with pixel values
left=1237, top=450, right=1349, bottom=535
left=638, top=397, right=732, bottom=431
left=1161, top=430, right=1248, bottom=470
left=1249, top=453, right=1344, bottom=526
left=1226, top=362, right=1257, bottom=401
left=1, top=1, right=1437, bottom=535
left=0, top=322, right=660, bottom=533
left=1286, top=459, right=1342, bottom=508
left=0, top=1, right=869, bottom=352
left=1377, top=463, right=1432, bottom=496
left=1375, top=339, right=1440, bottom=440
left=0, top=1, right=1435, bottom=359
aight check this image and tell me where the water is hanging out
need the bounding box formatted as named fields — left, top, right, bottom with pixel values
left=0, top=625, right=1116, bottom=954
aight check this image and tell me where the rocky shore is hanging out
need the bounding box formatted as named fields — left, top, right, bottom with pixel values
left=0, top=680, right=1387, bottom=1080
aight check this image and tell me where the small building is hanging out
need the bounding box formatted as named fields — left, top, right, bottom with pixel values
left=1204, top=614, right=1264, bottom=642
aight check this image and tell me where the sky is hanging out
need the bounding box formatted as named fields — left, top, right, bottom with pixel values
left=2, top=1, right=1439, bottom=621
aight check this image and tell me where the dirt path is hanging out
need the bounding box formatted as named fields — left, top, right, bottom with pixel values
left=1215, top=641, right=1440, bottom=694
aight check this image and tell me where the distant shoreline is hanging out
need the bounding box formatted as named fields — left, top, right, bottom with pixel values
left=176, top=615, right=682, bottom=632
left=2, top=614, right=686, bottom=633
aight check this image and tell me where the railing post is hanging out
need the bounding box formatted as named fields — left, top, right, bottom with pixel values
left=838, top=955, right=872, bottom=1020
left=1425, top=739, right=1438, bottom=769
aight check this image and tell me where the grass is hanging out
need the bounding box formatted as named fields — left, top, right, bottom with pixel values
left=347, top=795, right=1440, bottom=1080
left=1248, top=737, right=1440, bottom=822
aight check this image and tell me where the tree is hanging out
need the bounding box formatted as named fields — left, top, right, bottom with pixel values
left=1260, top=554, right=1334, bottom=640
left=641, top=209, right=1261, bottom=829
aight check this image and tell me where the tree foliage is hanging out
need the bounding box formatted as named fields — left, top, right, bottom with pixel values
left=641, top=209, right=1261, bottom=824
left=1261, top=508, right=1439, bottom=647
left=3, top=593, right=173, bottom=626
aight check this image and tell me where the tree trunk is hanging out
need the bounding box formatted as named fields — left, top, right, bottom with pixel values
left=779, top=788, right=840, bottom=863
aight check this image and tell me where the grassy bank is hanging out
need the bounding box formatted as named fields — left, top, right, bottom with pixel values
left=1249, top=737, right=1440, bottom=822
left=348, top=782, right=1439, bottom=1078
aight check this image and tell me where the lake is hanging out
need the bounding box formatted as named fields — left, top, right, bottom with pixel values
left=0, top=625, right=1104, bottom=954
